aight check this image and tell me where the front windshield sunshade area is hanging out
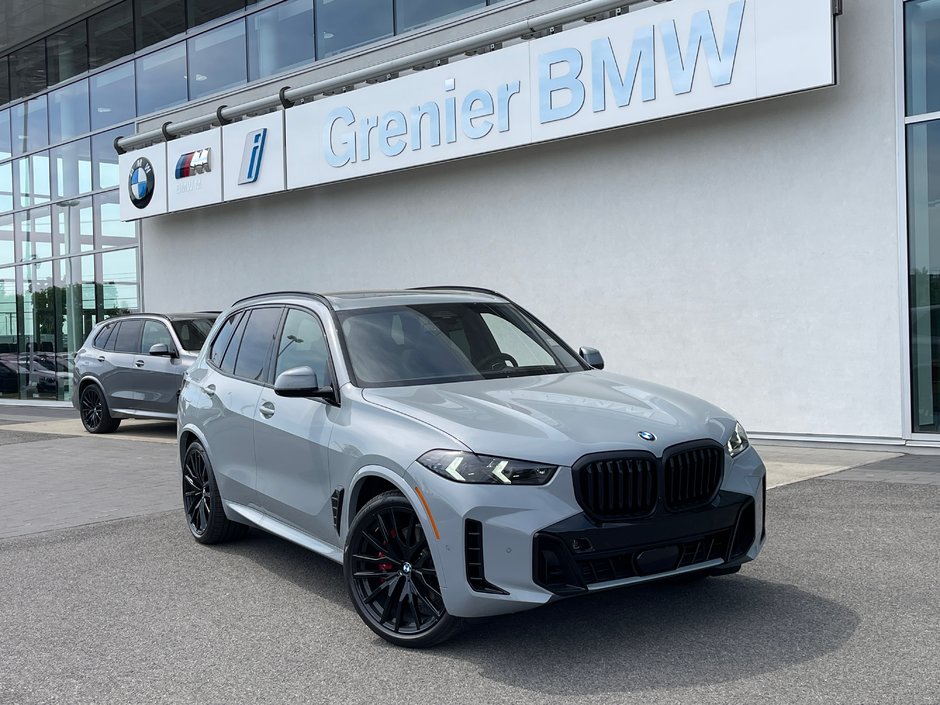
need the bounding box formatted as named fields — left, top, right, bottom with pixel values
left=338, top=302, right=585, bottom=387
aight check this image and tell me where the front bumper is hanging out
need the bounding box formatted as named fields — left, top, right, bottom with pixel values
left=408, top=446, right=766, bottom=619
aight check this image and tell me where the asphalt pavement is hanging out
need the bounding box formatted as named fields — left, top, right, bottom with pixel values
left=0, top=405, right=938, bottom=705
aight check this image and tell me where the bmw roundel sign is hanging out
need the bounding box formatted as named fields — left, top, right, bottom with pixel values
left=128, top=157, right=155, bottom=209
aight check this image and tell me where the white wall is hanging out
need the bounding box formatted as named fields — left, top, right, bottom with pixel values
left=142, top=0, right=903, bottom=440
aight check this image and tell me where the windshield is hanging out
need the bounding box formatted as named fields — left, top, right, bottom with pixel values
left=171, top=317, right=217, bottom=352
left=338, top=302, right=587, bottom=387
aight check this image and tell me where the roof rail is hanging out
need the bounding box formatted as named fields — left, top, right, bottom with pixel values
left=230, top=291, right=334, bottom=308
left=409, top=286, right=506, bottom=298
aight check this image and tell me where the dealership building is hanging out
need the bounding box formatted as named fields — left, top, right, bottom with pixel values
left=1, top=0, right=939, bottom=447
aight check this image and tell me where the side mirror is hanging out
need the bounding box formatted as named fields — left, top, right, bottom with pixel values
left=274, top=366, right=336, bottom=402
left=149, top=343, right=176, bottom=357
left=579, top=346, right=605, bottom=370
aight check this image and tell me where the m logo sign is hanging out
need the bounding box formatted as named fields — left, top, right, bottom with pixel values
left=238, top=128, right=267, bottom=185
left=175, top=148, right=212, bottom=179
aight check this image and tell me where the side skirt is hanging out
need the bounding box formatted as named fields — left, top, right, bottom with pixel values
left=223, top=500, right=344, bottom=565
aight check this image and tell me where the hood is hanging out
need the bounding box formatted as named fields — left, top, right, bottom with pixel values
left=362, top=370, right=734, bottom=466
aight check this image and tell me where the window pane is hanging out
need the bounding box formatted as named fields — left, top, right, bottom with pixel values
left=142, top=320, right=174, bottom=351
left=234, top=307, right=281, bottom=380
left=21, top=259, right=58, bottom=400
left=221, top=311, right=248, bottom=373
left=247, top=0, right=314, bottom=81
left=396, top=0, right=483, bottom=32
left=50, top=138, right=93, bottom=200
left=0, top=266, right=16, bottom=399
left=12, top=97, right=49, bottom=156
left=0, top=163, right=11, bottom=214
left=89, top=1, right=135, bottom=69
left=210, top=312, right=242, bottom=367
left=9, top=41, right=47, bottom=100
left=136, top=43, right=188, bottom=115
left=100, top=248, right=139, bottom=316
left=189, top=0, right=245, bottom=27
left=49, top=80, right=90, bottom=144
left=90, top=63, right=136, bottom=131
left=0, top=57, right=9, bottom=106
left=137, top=0, right=187, bottom=50
left=0, top=109, right=10, bottom=161
left=47, top=22, right=89, bottom=86
left=58, top=254, right=99, bottom=388
left=52, top=196, right=94, bottom=256
left=0, top=215, right=13, bottom=265
left=95, top=191, right=137, bottom=248
left=14, top=152, right=51, bottom=208
left=112, top=317, right=143, bottom=352
left=92, top=125, right=130, bottom=190
left=17, top=207, right=53, bottom=262
left=275, top=308, right=330, bottom=384
left=188, top=21, right=247, bottom=100
left=316, top=0, right=393, bottom=58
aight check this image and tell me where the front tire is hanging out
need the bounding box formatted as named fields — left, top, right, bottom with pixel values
left=182, top=441, right=247, bottom=544
left=79, top=384, right=121, bottom=434
left=345, top=491, right=462, bottom=648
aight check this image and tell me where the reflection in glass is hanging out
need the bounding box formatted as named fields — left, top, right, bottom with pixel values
left=0, top=109, right=11, bottom=161
left=9, top=41, right=47, bottom=101
left=58, top=254, right=99, bottom=395
left=136, top=44, right=189, bottom=116
left=396, top=0, right=483, bottom=32
left=0, top=57, right=9, bottom=106
left=14, top=153, right=51, bottom=208
left=22, top=258, right=58, bottom=400
left=316, top=0, right=393, bottom=58
left=12, top=97, right=49, bottom=156
left=101, top=248, right=140, bottom=315
left=47, top=23, right=89, bottom=86
left=90, top=63, right=136, bottom=131
left=0, top=266, right=17, bottom=399
left=96, top=191, right=137, bottom=248
left=0, top=163, right=12, bottom=214
left=0, top=215, right=13, bottom=265
left=18, top=207, right=53, bottom=262
left=189, top=0, right=246, bottom=27
left=51, top=139, right=93, bottom=200
left=53, top=197, right=94, bottom=256
left=89, top=1, right=135, bottom=69
left=248, top=0, right=315, bottom=81
left=189, top=21, right=248, bottom=100
left=49, top=80, right=91, bottom=144
left=137, top=0, right=187, bottom=50
left=92, top=126, right=129, bottom=190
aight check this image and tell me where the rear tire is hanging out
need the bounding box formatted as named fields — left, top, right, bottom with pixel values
left=182, top=441, right=248, bottom=544
left=79, top=384, right=121, bottom=434
left=345, top=490, right=462, bottom=648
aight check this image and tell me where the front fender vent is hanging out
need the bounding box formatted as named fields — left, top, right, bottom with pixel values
left=330, top=487, right=344, bottom=535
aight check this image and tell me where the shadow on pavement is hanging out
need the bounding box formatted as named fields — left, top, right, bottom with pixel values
left=441, top=575, right=860, bottom=696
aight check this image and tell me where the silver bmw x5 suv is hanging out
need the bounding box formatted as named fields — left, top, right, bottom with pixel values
left=178, top=289, right=766, bottom=647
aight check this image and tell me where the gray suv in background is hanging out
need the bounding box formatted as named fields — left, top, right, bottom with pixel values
left=73, top=313, right=217, bottom=433
left=177, top=288, right=766, bottom=648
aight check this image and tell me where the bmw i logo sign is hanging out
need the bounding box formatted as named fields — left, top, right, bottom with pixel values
left=128, top=157, right=155, bottom=209
left=638, top=431, right=656, bottom=442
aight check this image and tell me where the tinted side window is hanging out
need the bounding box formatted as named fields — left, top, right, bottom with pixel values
left=141, top=320, right=174, bottom=352
left=104, top=322, right=121, bottom=351
left=93, top=323, right=114, bottom=349
left=234, top=307, right=282, bottom=381
left=220, top=313, right=249, bottom=375
left=209, top=312, right=241, bottom=368
left=112, top=319, right=144, bottom=353
left=274, top=309, right=331, bottom=385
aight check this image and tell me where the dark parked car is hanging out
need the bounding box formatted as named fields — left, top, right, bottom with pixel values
left=72, top=313, right=218, bottom=433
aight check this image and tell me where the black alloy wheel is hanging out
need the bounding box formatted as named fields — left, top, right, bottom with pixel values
left=79, top=384, right=120, bottom=434
left=182, top=441, right=247, bottom=544
left=346, top=491, right=462, bottom=648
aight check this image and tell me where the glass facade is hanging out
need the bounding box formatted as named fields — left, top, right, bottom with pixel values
left=0, top=0, right=505, bottom=401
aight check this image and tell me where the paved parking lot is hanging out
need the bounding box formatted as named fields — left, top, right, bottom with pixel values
left=1, top=405, right=938, bottom=704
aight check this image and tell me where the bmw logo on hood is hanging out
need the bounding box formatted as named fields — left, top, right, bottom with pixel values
left=637, top=431, right=656, bottom=442
left=128, top=157, right=155, bottom=210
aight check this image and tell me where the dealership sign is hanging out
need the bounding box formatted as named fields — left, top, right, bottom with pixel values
left=119, top=0, right=835, bottom=220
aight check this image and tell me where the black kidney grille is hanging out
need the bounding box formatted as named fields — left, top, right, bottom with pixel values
left=664, top=446, right=724, bottom=510
left=576, top=456, right=657, bottom=519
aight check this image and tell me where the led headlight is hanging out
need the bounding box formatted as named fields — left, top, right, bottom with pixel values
left=727, top=421, right=750, bottom=457
left=418, top=450, right=557, bottom=485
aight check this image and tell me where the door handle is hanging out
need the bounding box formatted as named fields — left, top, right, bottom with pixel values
left=204, top=384, right=216, bottom=397
left=260, top=402, right=275, bottom=418
left=135, top=360, right=145, bottom=367
left=97, top=356, right=106, bottom=362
